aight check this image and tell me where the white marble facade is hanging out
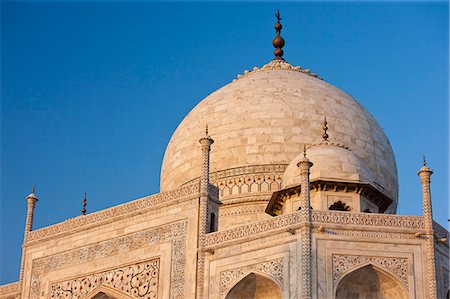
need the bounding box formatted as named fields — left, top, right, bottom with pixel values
left=1, top=52, right=448, bottom=299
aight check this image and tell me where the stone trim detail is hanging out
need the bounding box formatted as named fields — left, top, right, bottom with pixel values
left=235, top=59, right=320, bottom=80
left=28, top=185, right=198, bottom=242
left=210, top=164, right=287, bottom=182
left=205, top=211, right=424, bottom=247
left=332, top=254, right=408, bottom=287
left=30, top=220, right=187, bottom=299
left=311, top=211, right=424, bottom=229
left=49, top=258, right=159, bottom=298
left=0, top=281, right=21, bottom=298
left=220, top=258, right=284, bottom=298
left=219, top=205, right=267, bottom=217
left=183, top=164, right=287, bottom=198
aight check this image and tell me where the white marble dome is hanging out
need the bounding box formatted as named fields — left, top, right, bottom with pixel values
left=160, top=60, right=398, bottom=208
left=282, top=143, right=374, bottom=189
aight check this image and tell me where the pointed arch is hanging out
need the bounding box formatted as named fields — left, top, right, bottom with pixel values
left=335, top=264, right=408, bottom=299
left=83, top=285, right=134, bottom=299
left=224, top=271, right=282, bottom=299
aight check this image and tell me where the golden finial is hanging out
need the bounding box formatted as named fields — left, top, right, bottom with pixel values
left=81, top=193, right=87, bottom=215
left=273, top=10, right=285, bottom=60
left=303, top=145, right=307, bottom=158
left=322, top=116, right=329, bottom=141
left=205, top=124, right=209, bottom=136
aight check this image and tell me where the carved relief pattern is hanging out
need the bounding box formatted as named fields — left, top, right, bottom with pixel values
left=219, top=205, right=267, bottom=217
left=332, top=254, right=408, bottom=286
left=0, top=281, right=21, bottom=298
left=30, top=221, right=187, bottom=299
left=182, top=164, right=287, bottom=198
left=220, top=258, right=284, bottom=297
left=28, top=185, right=199, bottom=242
left=205, top=211, right=424, bottom=247
left=49, top=259, right=159, bottom=298
left=311, top=211, right=424, bottom=229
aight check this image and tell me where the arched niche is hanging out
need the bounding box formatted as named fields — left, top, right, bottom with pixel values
left=225, top=272, right=282, bottom=299
left=335, top=264, right=407, bottom=299
left=83, top=285, right=134, bottom=299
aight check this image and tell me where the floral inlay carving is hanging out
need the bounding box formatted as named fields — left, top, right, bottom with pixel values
left=50, top=258, right=159, bottom=298
left=30, top=220, right=187, bottom=299
left=220, top=258, right=283, bottom=297
left=332, top=254, right=408, bottom=286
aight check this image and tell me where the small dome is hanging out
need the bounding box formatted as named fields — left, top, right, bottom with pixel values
left=282, top=143, right=374, bottom=189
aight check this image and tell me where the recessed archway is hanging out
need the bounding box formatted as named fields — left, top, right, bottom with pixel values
left=83, top=285, right=134, bottom=299
left=225, top=272, right=282, bottom=299
left=335, top=264, right=407, bottom=299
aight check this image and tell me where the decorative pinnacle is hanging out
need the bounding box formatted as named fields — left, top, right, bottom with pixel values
left=205, top=124, right=209, bottom=136
left=81, top=193, right=87, bottom=216
left=303, top=145, right=307, bottom=158
left=322, top=116, right=329, bottom=141
left=423, top=154, right=427, bottom=166
left=31, top=184, right=35, bottom=194
left=272, top=10, right=285, bottom=60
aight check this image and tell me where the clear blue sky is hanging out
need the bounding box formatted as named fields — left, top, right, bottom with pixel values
left=1, top=1, right=448, bottom=284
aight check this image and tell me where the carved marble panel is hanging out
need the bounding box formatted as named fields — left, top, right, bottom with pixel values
left=29, top=220, right=187, bottom=299
left=332, top=254, right=408, bottom=287
left=220, top=258, right=283, bottom=298
left=50, top=258, right=159, bottom=298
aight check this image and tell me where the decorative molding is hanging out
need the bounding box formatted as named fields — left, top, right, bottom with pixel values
left=332, top=254, right=408, bottom=287
left=27, top=185, right=199, bottom=242
left=182, top=164, right=286, bottom=198
left=0, top=282, right=21, bottom=298
left=220, top=258, right=284, bottom=298
left=206, top=211, right=424, bottom=247
left=216, top=232, right=292, bottom=256
left=219, top=205, right=267, bottom=217
left=210, top=164, right=287, bottom=182
left=49, top=258, right=159, bottom=298
left=311, top=211, right=424, bottom=229
left=206, top=212, right=302, bottom=247
left=234, top=59, right=320, bottom=80
left=328, top=230, right=416, bottom=240
left=30, top=220, right=187, bottom=299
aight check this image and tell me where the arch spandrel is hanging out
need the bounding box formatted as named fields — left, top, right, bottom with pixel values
left=335, top=264, right=408, bottom=299
left=83, top=285, right=134, bottom=299
left=224, top=272, right=282, bottom=299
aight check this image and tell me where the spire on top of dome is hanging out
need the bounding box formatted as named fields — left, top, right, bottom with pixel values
left=273, top=10, right=285, bottom=60
left=322, top=116, right=329, bottom=142
left=81, top=193, right=87, bottom=216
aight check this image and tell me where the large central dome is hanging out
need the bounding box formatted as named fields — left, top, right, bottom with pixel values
left=160, top=59, right=398, bottom=213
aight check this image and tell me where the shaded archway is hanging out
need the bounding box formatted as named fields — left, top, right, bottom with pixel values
left=84, top=285, right=134, bottom=299
left=225, top=272, right=282, bottom=299
left=335, top=264, right=407, bottom=299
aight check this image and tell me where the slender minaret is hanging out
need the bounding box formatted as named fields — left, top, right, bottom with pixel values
left=196, top=125, right=214, bottom=299
left=417, top=157, right=438, bottom=299
left=19, top=185, right=39, bottom=282
left=199, top=125, right=214, bottom=196
left=297, top=146, right=313, bottom=299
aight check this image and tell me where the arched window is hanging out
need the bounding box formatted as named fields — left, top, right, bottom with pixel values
left=84, top=285, right=134, bottom=299
left=210, top=212, right=216, bottom=232
left=329, top=200, right=350, bottom=211
left=335, top=264, right=407, bottom=299
left=225, top=272, right=282, bottom=299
